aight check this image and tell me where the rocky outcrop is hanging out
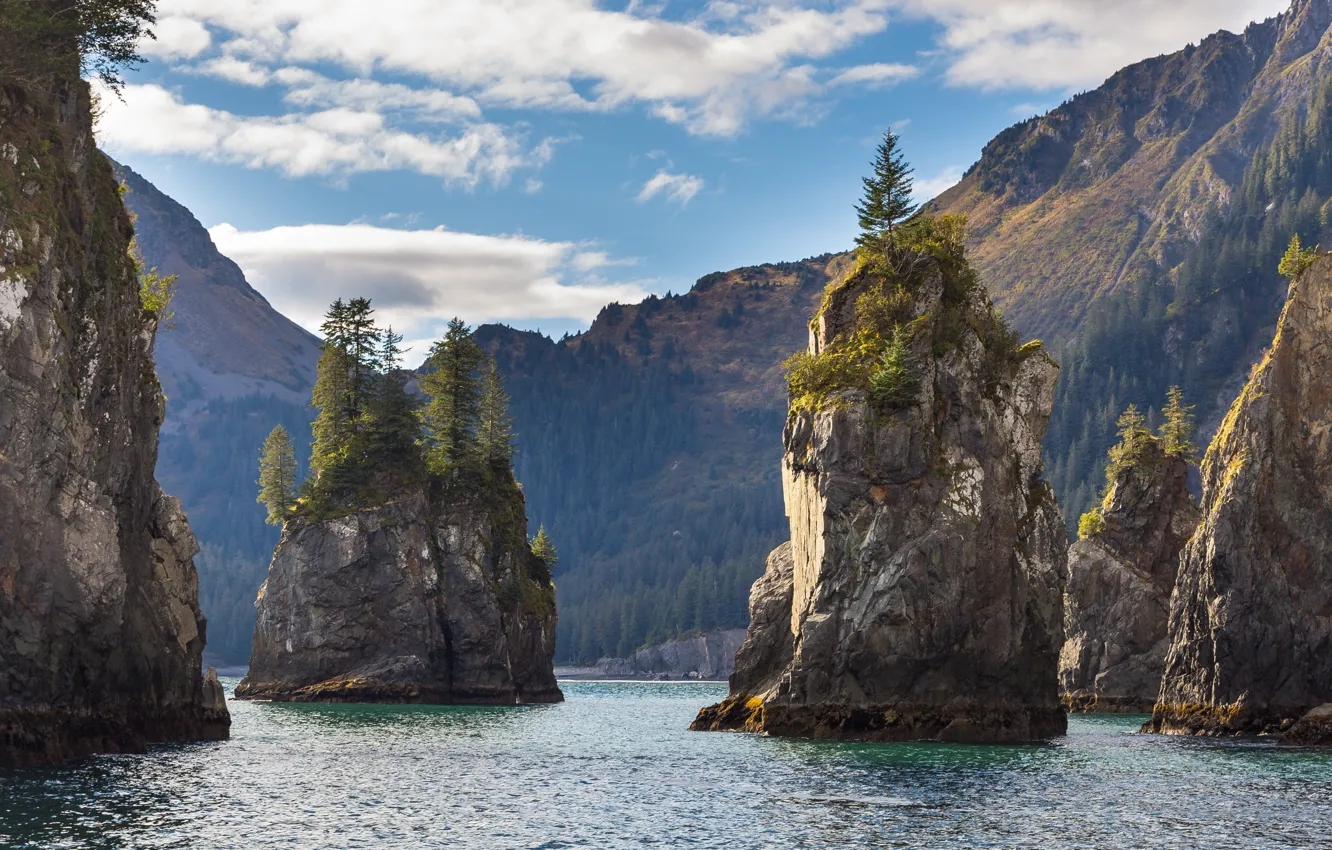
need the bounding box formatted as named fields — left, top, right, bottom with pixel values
left=0, top=79, right=229, bottom=766
left=1060, top=443, right=1199, bottom=712
left=560, top=629, right=748, bottom=680
left=1146, top=256, right=1332, bottom=739
left=694, top=245, right=1068, bottom=742
left=235, top=483, right=562, bottom=704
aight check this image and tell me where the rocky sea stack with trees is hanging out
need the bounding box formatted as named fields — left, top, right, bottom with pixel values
left=693, top=136, right=1068, bottom=743
left=1059, top=395, right=1201, bottom=713
left=1147, top=246, right=1332, bottom=743
left=236, top=304, right=561, bottom=704
left=0, top=0, right=229, bottom=766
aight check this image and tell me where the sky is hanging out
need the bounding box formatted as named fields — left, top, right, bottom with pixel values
left=97, top=0, right=1291, bottom=359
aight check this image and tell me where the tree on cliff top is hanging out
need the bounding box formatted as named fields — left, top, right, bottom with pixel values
left=1105, top=404, right=1155, bottom=479
left=0, top=0, right=158, bottom=94
left=421, top=318, right=485, bottom=472
left=855, top=131, right=917, bottom=251
left=531, top=526, right=558, bottom=569
left=1159, top=386, right=1198, bottom=461
left=257, top=426, right=298, bottom=525
left=478, top=356, right=517, bottom=469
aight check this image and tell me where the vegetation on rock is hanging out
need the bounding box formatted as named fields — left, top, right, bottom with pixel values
left=0, top=0, right=157, bottom=94
left=257, top=426, right=298, bottom=526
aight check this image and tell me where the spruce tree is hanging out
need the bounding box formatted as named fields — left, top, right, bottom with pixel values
left=1160, top=386, right=1199, bottom=460
left=309, top=329, right=354, bottom=482
left=257, top=425, right=298, bottom=525
left=478, top=356, right=517, bottom=469
left=363, top=327, right=423, bottom=483
left=855, top=131, right=917, bottom=250
left=531, top=525, right=558, bottom=568
left=421, top=318, right=485, bottom=471
left=1106, top=403, right=1154, bottom=477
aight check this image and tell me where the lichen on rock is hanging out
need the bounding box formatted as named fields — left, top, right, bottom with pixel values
left=1145, top=256, right=1332, bottom=739
left=694, top=226, right=1068, bottom=743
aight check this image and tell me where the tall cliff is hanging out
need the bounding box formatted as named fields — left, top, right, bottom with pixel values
left=1146, top=255, right=1332, bottom=741
left=235, top=476, right=561, bottom=704
left=0, top=78, right=229, bottom=765
left=693, top=226, right=1068, bottom=743
left=1060, top=442, right=1199, bottom=712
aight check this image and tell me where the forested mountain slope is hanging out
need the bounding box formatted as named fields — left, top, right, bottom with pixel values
left=933, top=0, right=1332, bottom=524
left=116, top=165, right=318, bottom=665
left=478, top=255, right=849, bottom=661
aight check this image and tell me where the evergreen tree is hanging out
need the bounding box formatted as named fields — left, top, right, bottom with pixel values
left=256, top=425, right=298, bottom=525
left=1159, top=386, right=1199, bottom=460
left=478, top=356, right=516, bottom=468
left=421, top=318, right=485, bottom=470
left=363, top=327, right=423, bottom=481
left=1278, top=234, right=1317, bottom=280
left=869, top=325, right=920, bottom=410
left=309, top=317, right=354, bottom=482
left=1106, top=404, right=1155, bottom=478
left=531, top=525, right=558, bottom=569
left=855, top=131, right=917, bottom=250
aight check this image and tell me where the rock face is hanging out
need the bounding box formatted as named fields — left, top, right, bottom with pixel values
left=694, top=249, right=1068, bottom=742
left=562, top=629, right=748, bottom=680
left=1060, top=444, right=1199, bottom=712
left=235, top=485, right=562, bottom=704
left=0, top=80, right=230, bottom=766
left=1146, top=257, right=1332, bottom=739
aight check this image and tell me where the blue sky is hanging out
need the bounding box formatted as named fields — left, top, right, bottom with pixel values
left=99, top=0, right=1289, bottom=358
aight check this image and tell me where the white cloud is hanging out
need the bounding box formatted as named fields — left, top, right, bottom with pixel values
left=208, top=223, right=650, bottom=362
left=152, top=0, right=899, bottom=136
left=141, top=16, right=212, bottom=60
left=191, top=56, right=272, bottom=86
left=914, top=165, right=964, bottom=203
left=524, top=178, right=544, bottom=195
left=277, top=71, right=484, bottom=122
left=95, top=83, right=546, bottom=187
left=828, top=62, right=920, bottom=87
left=637, top=170, right=705, bottom=206
left=891, top=0, right=1290, bottom=90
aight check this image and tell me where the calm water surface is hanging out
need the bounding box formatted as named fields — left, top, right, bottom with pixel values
left=2, top=680, right=1330, bottom=848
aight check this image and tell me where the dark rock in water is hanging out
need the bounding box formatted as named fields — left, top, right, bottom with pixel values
left=0, top=80, right=229, bottom=766
left=1285, top=705, right=1332, bottom=746
left=694, top=243, right=1068, bottom=742
left=1146, top=257, right=1332, bottom=739
left=235, top=487, right=561, bottom=704
left=1060, top=443, right=1199, bottom=713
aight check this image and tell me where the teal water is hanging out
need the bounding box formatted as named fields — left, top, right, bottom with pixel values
left=2, top=680, right=1330, bottom=848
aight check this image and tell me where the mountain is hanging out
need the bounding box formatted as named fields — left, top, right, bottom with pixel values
left=479, top=255, right=849, bottom=662
left=114, top=164, right=321, bottom=666
left=933, top=0, right=1332, bottom=527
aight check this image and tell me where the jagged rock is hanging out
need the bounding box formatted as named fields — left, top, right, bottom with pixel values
left=1286, top=704, right=1332, bottom=745
left=1060, top=443, right=1199, bottom=712
left=694, top=247, right=1068, bottom=742
left=571, top=629, right=748, bottom=680
left=235, top=488, right=561, bottom=704
left=1146, top=256, right=1332, bottom=739
left=0, top=80, right=229, bottom=767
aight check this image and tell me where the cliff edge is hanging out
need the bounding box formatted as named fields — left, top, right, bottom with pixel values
left=0, top=77, right=229, bottom=766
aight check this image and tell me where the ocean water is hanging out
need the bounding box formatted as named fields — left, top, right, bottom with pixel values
left=2, top=681, right=1330, bottom=849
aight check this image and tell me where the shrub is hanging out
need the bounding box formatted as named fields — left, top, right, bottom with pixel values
left=869, top=325, right=920, bottom=411
left=1078, top=508, right=1106, bottom=539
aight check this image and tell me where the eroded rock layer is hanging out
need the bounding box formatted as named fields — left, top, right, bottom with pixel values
left=694, top=248, right=1068, bottom=742
left=235, top=484, right=561, bottom=704
left=0, top=80, right=229, bottom=766
left=1146, top=256, right=1332, bottom=739
left=1060, top=443, right=1199, bottom=712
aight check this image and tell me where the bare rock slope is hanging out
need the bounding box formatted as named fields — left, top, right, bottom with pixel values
left=694, top=241, right=1068, bottom=742
left=0, top=79, right=229, bottom=766
left=1147, top=256, right=1332, bottom=741
left=1060, top=443, right=1199, bottom=712
left=235, top=484, right=561, bottom=704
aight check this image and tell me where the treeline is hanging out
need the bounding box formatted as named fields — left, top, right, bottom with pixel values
left=1043, top=77, right=1332, bottom=532
left=258, top=300, right=522, bottom=522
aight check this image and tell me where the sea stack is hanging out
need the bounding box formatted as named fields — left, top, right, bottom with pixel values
left=1060, top=440, right=1199, bottom=712
left=693, top=218, right=1068, bottom=742
left=1147, top=255, right=1332, bottom=741
left=236, top=484, right=562, bottom=704
left=0, top=78, right=230, bottom=765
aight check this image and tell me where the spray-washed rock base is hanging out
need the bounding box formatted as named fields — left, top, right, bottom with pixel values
left=1060, top=444, right=1199, bottom=713
left=1146, top=258, right=1332, bottom=740
left=694, top=251, right=1068, bottom=743
left=235, top=485, right=561, bottom=705
left=0, top=80, right=229, bottom=766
